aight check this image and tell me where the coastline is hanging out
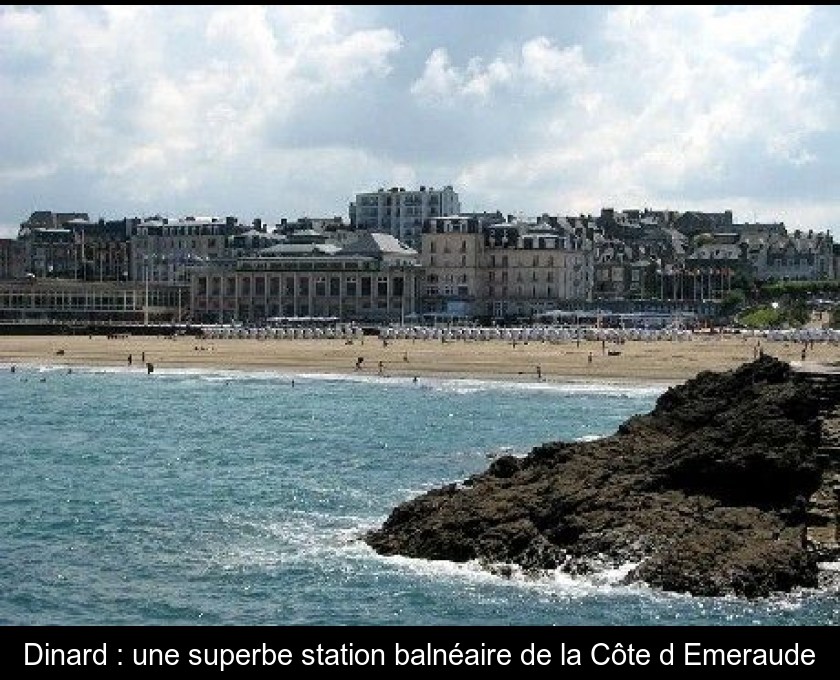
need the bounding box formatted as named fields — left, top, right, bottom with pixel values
left=0, top=332, right=832, bottom=384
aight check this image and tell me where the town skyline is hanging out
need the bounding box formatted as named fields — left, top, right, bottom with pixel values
left=3, top=5, right=840, bottom=239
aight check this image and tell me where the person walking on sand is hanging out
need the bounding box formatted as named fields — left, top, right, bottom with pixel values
left=588, top=351, right=593, bottom=365
left=128, top=354, right=133, bottom=366
left=536, top=365, right=542, bottom=381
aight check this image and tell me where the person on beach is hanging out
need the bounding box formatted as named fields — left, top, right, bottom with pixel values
left=536, top=365, right=542, bottom=381
left=588, top=351, right=593, bottom=365
left=128, top=354, right=133, bottom=366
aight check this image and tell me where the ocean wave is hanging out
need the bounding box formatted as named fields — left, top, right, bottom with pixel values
left=0, top=361, right=667, bottom=397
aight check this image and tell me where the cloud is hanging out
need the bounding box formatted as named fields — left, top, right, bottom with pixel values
left=1, top=5, right=839, bottom=240
left=430, top=5, right=835, bottom=228
left=0, top=5, right=402, bottom=231
left=410, top=38, right=588, bottom=102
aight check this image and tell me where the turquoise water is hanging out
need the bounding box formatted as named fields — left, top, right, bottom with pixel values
left=1, top=363, right=837, bottom=626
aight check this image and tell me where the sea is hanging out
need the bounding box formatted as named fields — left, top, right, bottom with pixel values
left=1, top=362, right=837, bottom=627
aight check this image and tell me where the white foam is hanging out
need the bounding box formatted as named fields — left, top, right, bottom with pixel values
left=362, top=550, right=651, bottom=599
left=1, top=361, right=667, bottom=397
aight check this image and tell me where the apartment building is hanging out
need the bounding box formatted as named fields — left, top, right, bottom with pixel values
left=421, top=216, right=593, bottom=321
left=350, top=185, right=460, bottom=249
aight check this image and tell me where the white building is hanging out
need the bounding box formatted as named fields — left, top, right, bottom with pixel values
left=350, top=185, right=460, bottom=249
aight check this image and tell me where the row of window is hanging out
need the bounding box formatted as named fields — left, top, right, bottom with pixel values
left=425, top=284, right=583, bottom=299
left=237, top=260, right=379, bottom=272
left=426, top=254, right=584, bottom=268
left=197, top=275, right=406, bottom=298
left=0, top=293, right=175, bottom=309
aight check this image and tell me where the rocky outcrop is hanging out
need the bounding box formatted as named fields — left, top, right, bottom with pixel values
left=364, top=356, right=838, bottom=598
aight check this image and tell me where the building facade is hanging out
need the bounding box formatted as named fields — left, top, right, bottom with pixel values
left=129, top=216, right=247, bottom=285
left=421, top=216, right=594, bottom=321
left=0, top=238, right=27, bottom=280
left=0, top=278, right=188, bottom=323
left=190, top=232, right=421, bottom=324
left=350, top=186, right=460, bottom=249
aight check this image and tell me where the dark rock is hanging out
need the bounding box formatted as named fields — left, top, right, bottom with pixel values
left=363, top=356, right=835, bottom=598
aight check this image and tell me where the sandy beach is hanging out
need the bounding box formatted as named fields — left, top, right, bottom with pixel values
left=0, top=332, right=835, bottom=384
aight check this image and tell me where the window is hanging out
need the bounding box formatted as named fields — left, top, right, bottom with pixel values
left=299, top=276, right=309, bottom=295
left=377, top=276, right=388, bottom=296
left=346, top=276, right=357, bottom=297
left=315, top=277, right=326, bottom=296
left=361, top=276, right=371, bottom=296
left=284, top=276, right=295, bottom=296
left=330, top=277, right=340, bottom=296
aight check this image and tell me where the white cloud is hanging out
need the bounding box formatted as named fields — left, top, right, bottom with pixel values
left=0, top=5, right=402, bottom=211
left=447, top=5, right=833, bottom=227
left=2, top=5, right=840, bottom=238
left=410, top=37, right=588, bottom=102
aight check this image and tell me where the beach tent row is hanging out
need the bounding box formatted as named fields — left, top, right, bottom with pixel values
left=200, top=325, right=364, bottom=340
left=197, top=324, right=839, bottom=344
left=378, top=325, right=696, bottom=343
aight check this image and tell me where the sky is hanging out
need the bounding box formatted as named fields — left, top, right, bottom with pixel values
left=2, top=4, right=840, bottom=239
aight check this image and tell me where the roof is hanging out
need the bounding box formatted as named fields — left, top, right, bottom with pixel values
left=339, top=232, right=417, bottom=257
left=258, top=243, right=341, bottom=256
